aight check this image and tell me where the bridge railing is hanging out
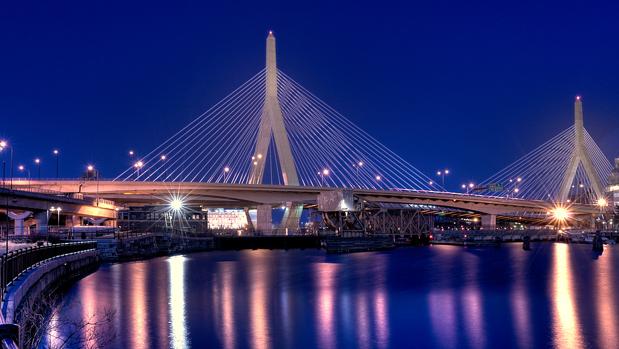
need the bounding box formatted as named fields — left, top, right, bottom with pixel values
left=0, top=241, right=97, bottom=297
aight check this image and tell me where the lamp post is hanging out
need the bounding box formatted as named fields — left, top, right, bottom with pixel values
left=87, top=165, right=100, bottom=206
left=53, top=149, right=59, bottom=178
left=354, top=161, right=364, bottom=186
left=437, top=169, right=449, bottom=186
left=18, top=165, right=31, bottom=189
left=223, top=166, right=230, bottom=183
left=0, top=140, right=13, bottom=189
left=320, top=168, right=329, bottom=186
left=134, top=161, right=143, bottom=178
left=1, top=140, right=10, bottom=253
left=34, top=158, right=41, bottom=179
left=160, top=155, right=167, bottom=181
left=50, top=206, right=62, bottom=231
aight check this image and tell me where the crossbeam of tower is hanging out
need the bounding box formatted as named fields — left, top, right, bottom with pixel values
left=478, top=97, right=612, bottom=204
left=249, top=31, right=299, bottom=186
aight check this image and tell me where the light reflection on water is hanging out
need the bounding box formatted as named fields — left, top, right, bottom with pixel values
left=46, top=244, right=619, bottom=348
left=552, top=244, right=584, bottom=348
left=168, top=255, right=189, bottom=349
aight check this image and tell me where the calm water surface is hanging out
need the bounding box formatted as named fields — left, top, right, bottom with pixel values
left=44, top=243, right=619, bottom=348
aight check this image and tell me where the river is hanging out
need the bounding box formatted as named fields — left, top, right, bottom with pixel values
left=42, top=243, right=619, bottom=348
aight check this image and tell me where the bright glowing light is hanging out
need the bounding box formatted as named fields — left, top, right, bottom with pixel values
left=129, top=150, right=134, bottom=156
left=87, top=165, right=94, bottom=171
left=514, top=188, right=520, bottom=193
left=445, top=169, right=449, bottom=174
left=597, top=198, right=608, bottom=207
left=18, top=165, right=24, bottom=171
left=576, top=95, right=581, bottom=100
left=358, top=161, right=364, bottom=167
left=552, top=206, right=570, bottom=222
left=517, top=177, right=522, bottom=182
left=579, top=183, right=584, bottom=188
left=34, top=158, right=40, bottom=164
left=161, top=155, right=166, bottom=160
left=461, top=184, right=466, bottom=189
left=375, top=175, right=382, bottom=181
left=53, top=149, right=59, bottom=155
left=253, top=161, right=258, bottom=165
left=134, top=161, right=144, bottom=168
left=429, top=180, right=433, bottom=185
left=170, top=198, right=184, bottom=211
left=257, top=154, right=263, bottom=159
left=468, top=183, right=474, bottom=188
left=322, top=169, right=330, bottom=176
left=0, top=140, right=6, bottom=148
left=437, top=171, right=441, bottom=176
left=224, top=166, right=230, bottom=173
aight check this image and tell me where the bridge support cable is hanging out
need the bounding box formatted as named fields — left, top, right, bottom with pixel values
left=114, top=35, right=439, bottom=192
left=479, top=103, right=613, bottom=204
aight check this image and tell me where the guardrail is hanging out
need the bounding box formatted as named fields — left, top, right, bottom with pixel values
left=0, top=241, right=97, bottom=297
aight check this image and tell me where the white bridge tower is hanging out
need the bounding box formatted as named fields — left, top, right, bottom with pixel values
left=558, top=96, right=606, bottom=202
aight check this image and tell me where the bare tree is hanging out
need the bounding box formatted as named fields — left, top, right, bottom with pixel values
left=18, top=293, right=116, bottom=349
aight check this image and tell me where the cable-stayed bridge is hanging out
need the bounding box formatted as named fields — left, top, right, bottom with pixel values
left=15, top=32, right=613, bottom=233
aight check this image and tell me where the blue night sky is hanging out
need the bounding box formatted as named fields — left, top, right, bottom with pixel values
left=1, top=1, right=619, bottom=190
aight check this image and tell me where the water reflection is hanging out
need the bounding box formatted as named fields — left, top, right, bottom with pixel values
left=218, top=262, right=236, bottom=349
left=551, top=244, right=584, bottom=348
left=168, top=255, right=189, bottom=349
left=509, top=246, right=532, bottom=349
left=373, top=256, right=389, bottom=349
left=48, top=245, right=619, bottom=349
left=461, top=255, right=485, bottom=349
left=595, top=247, right=618, bottom=348
left=314, top=262, right=339, bottom=349
left=128, top=262, right=149, bottom=349
left=249, top=251, right=271, bottom=349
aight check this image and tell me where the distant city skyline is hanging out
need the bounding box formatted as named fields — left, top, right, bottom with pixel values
left=2, top=1, right=619, bottom=191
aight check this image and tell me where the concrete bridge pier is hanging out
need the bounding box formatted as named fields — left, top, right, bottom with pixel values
left=8, top=211, right=32, bottom=235
left=256, top=204, right=272, bottom=233
left=69, top=215, right=83, bottom=227
left=481, top=214, right=497, bottom=230
left=34, top=211, right=49, bottom=234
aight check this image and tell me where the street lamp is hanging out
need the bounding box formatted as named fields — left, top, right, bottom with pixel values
left=354, top=161, right=364, bottom=186
left=134, top=161, right=144, bottom=177
left=87, top=165, right=100, bottom=206
left=160, top=155, right=167, bottom=180
left=223, top=166, right=230, bottom=182
left=34, top=158, right=41, bottom=179
left=463, top=183, right=474, bottom=194
left=0, top=140, right=13, bottom=189
left=50, top=206, right=62, bottom=230
left=1, top=140, right=12, bottom=254
left=436, top=169, right=449, bottom=186
left=320, top=168, right=330, bottom=186
left=53, top=149, right=59, bottom=178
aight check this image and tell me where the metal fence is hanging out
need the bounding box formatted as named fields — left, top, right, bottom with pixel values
left=0, top=241, right=97, bottom=297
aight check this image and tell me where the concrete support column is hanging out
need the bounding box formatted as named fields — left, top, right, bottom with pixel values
left=280, top=202, right=303, bottom=234
left=8, top=211, right=31, bottom=235
left=256, top=204, right=272, bottom=234
left=481, top=214, right=497, bottom=230
left=244, top=207, right=255, bottom=232
left=68, top=215, right=82, bottom=227
left=34, top=211, right=49, bottom=234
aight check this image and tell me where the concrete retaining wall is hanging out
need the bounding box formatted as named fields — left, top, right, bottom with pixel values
left=1, top=249, right=99, bottom=348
